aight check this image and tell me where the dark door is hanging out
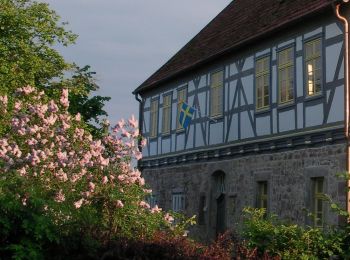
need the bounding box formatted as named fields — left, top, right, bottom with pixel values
left=216, top=194, right=226, bottom=236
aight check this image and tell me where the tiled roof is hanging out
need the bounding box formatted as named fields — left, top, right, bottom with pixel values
left=134, top=0, right=336, bottom=94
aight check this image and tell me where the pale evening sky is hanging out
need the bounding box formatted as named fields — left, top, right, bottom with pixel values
left=43, top=0, right=232, bottom=125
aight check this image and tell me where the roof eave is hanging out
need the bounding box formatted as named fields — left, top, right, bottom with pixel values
left=133, top=2, right=334, bottom=96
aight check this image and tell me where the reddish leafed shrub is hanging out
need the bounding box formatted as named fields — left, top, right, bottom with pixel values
left=100, top=232, right=278, bottom=260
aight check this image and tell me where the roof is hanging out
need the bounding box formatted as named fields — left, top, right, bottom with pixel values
left=134, top=0, right=337, bottom=95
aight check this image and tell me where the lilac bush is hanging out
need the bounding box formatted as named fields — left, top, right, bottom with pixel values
left=0, top=87, right=174, bottom=257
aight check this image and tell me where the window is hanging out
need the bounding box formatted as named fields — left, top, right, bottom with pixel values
left=216, top=174, right=225, bottom=194
left=255, top=57, right=270, bottom=109
left=172, top=193, right=185, bottom=212
left=162, top=94, right=172, bottom=134
left=210, top=70, right=223, bottom=117
left=312, top=177, right=324, bottom=227
left=177, top=87, right=187, bottom=130
left=278, top=47, right=294, bottom=104
left=150, top=99, right=159, bottom=138
left=257, top=181, right=268, bottom=210
left=305, top=39, right=322, bottom=96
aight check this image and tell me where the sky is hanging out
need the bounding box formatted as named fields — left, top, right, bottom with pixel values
left=43, top=0, right=232, bottom=125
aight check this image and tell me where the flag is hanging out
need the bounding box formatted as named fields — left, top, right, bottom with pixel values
left=179, top=102, right=195, bottom=129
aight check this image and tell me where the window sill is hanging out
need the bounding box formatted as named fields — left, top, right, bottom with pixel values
left=161, top=133, right=171, bottom=138
left=149, top=136, right=158, bottom=141
left=277, top=101, right=295, bottom=110
left=209, top=115, right=223, bottom=123
left=255, top=107, right=271, bottom=115
left=176, top=129, right=185, bottom=134
left=305, top=93, right=323, bottom=102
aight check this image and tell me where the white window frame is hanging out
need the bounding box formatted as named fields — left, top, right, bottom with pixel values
left=210, top=70, right=224, bottom=118
left=305, top=38, right=322, bottom=97
left=176, top=87, right=187, bottom=131
left=172, top=193, right=185, bottom=212
left=255, top=56, right=270, bottom=110
left=278, top=47, right=294, bottom=104
left=150, top=98, right=159, bottom=138
left=162, top=94, right=172, bottom=135
left=311, top=177, right=324, bottom=227
left=257, top=181, right=268, bottom=211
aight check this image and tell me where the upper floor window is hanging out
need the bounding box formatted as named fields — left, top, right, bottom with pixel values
left=278, top=47, right=294, bottom=104
left=150, top=99, right=159, bottom=138
left=177, top=87, right=187, bottom=130
left=210, top=70, right=224, bottom=117
left=305, top=39, right=322, bottom=96
left=162, top=94, right=172, bottom=135
left=311, top=177, right=324, bottom=227
left=255, top=56, right=270, bottom=110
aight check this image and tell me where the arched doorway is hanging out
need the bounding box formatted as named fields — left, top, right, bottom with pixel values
left=212, top=171, right=226, bottom=236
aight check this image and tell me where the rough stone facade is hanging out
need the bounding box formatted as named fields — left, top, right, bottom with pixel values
left=142, top=142, right=348, bottom=242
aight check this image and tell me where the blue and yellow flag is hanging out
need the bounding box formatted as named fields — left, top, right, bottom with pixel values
left=179, top=102, right=195, bottom=129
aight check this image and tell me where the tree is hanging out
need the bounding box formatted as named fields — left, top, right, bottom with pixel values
left=0, top=0, right=110, bottom=134
left=49, top=65, right=111, bottom=136
left=0, top=0, right=75, bottom=93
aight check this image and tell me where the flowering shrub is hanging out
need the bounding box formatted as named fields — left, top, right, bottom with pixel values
left=0, top=87, right=173, bottom=258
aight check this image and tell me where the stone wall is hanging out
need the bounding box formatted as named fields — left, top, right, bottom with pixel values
left=142, top=142, right=348, bottom=242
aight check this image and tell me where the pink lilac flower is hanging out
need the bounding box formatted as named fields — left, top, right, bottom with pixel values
left=151, top=205, right=162, bottom=213
left=141, top=138, right=147, bottom=147
left=54, top=189, right=65, bottom=203
left=113, top=119, right=125, bottom=132
left=60, top=89, right=69, bottom=108
left=18, top=167, right=27, bottom=176
left=88, top=182, right=95, bottom=192
left=164, top=213, right=174, bottom=224
left=14, top=101, right=22, bottom=112
left=0, top=95, right=8, bottom=108
left=128, top=115, right=138, bottom=128
left=55, top=169, right=68, bottom=182
left=139, top=201, right=150, bottom=209
left=75, top=113, right=81, bottom=121
left=116, top=200, right=124, bottom=208
left=102, top=176, right=108, bottom=184
left=74, top=198, right=84, bottom=209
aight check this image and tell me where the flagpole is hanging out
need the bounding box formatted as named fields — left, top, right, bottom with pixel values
left=192, top=104, right=217, bottom=123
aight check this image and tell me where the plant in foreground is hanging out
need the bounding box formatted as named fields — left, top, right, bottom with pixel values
left=0, top=87, right=174, bottom=258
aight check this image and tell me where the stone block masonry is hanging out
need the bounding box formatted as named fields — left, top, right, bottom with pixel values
left=142, top=142, right=348, bottom=241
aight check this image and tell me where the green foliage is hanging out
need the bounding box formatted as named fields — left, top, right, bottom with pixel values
left=0, top=176, right=59, bottom=259
left=0, top=87, right=172, bottom=259
left=169, top=212, right=197, bottom=237
left=241, top=207, right=346, bottom=259
left=0, top=1, right=110, bottom=135
left=0, top=0, right=76, bottom=94
left=46, top=64, right=111, bottom=137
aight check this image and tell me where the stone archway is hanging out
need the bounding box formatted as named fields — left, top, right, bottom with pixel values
left=211, top=171, right=226, bottom=236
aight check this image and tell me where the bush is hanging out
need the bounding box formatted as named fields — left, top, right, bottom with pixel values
left=100, top=231, right=234, bottom=260
left=241, top=207, right=346, bottom=259
left=0, top=87, right=175, bottom=259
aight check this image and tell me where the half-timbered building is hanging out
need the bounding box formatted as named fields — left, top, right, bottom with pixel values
left=133, top=0, right=350, bottom=241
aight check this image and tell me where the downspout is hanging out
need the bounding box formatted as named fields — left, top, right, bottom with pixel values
left=335, top=2, right=350, bottom=215
left=134, top=93, right=143, bottom=169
